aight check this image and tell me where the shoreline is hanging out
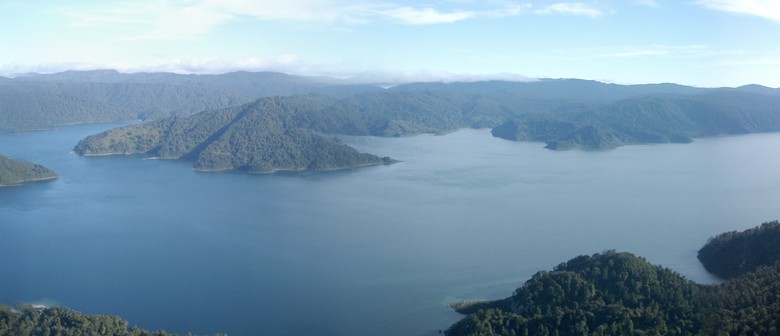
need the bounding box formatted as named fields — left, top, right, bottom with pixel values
left=192, top=160, right=393, bottom=174
left=81, top=152, right=135, bottom=157
left=0, top=175, right=58, bottom=187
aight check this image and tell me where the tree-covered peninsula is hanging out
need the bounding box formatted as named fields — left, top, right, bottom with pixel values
left=698, top=220, right=780, bottom=279
left=447, top=221, right=780, bottom=336
left=0, top=303, right=190, bottom=336
left=74, top=96, right=394, bottom=173
left=490, top=92, right=780, bottom=150
left=0, top=155, right=57, bottom=186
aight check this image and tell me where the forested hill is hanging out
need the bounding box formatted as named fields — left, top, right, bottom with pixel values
left=447, top=221, right=780, bottom=336
left=74, top=95, right=394, bottom=173
left=0, top=155, right=57, bottom=186
left=0, top=70, right=382, bottom=131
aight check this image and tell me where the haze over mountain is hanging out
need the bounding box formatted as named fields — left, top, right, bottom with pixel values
left=0, top=70, right=381, bottom=131
left=49, top=70, right=780, bottom=172
left=4, top=1, right=780, bottom=88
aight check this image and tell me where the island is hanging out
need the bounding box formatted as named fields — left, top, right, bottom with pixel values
left=447, top=221, right=780, bottom=335
left=0, top=155, right=58, bottom=186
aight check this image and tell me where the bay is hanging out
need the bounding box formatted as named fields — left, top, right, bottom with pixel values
left=1, top=124, right=779, bottom=335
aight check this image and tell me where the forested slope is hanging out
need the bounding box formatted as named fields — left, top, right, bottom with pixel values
left=698, top=220, right=780, bottom=279
left=74, top=96, right=394, bottom=173
left=491, top=92, right=780, bottom=149
left=0, top=155, right=57, bottom=186
left=0, top=71, right=381, bottom=131
left=0, top=304, right=178, bottom=336
left=447, top=221, right=780, bottom=336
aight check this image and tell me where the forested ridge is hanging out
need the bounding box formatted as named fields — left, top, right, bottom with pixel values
left=490, top=92, right=780, bottom=149
left=0, top=155, right=57, bottom=186
left=0, top=70, right=381, bottom=131
left=7, top=70, right=780, bottom=172
left=6, top=70, right=780, bottom=147
left=447, top=221, right=780, bottom=336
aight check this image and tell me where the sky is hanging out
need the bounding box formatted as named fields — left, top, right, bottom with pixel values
left=1, top=0, right=779, bottom=87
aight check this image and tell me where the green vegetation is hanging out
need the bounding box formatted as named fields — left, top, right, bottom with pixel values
left=698, top=220, right=780, bottom=279
left=7, top=70, right=774, bottom=172
left=0, top=155, right=57, bottom=186
left=0, top=303, right=173, bottom=336
left=447, top=221, right=780, bottom=336
left=491, top=93, right=780, bottom=150
left=74, top=96, right=395, bottom=173
left=0, top=70, right=380, bottom=131
left=74, top=82, right=780, bottom=173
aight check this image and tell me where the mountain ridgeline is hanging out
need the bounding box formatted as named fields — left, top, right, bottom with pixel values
left=72, top=77, right=780, bottom=172
left=0, top=70, right=382, bottom=131
left=0, top=155, right=57, bottom=186
left=6, top=70, right=780, bottom=172
left=491, top=92, right=780, bottom=149
left=74, top=96, right=394, bottom=173
left=448, top=221, right=780, bottom=336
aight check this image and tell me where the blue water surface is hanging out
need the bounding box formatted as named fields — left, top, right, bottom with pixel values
left=1, top=124, right=779, bottom=335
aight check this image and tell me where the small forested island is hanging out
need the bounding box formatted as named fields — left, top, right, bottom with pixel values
left=0, top=303, right=175, bottom=336
left=447, top=221, right=780, bottom=336
left=0, top=155, right=58, bottom=186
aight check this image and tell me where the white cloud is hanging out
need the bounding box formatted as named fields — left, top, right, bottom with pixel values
left=379, top=7, right=477, bottom=24
left=696, top=0, right=780, bottom=23
left=0, top=57, right=536, bottom=84
left=535, top=3, right=607, bottom=18
left=346, top=70, right=535, bottom=84
left=64, top=2, right=233, bottom=41
left=377, top=4, right=530, bottom=24
left=62, top=1, right=613, bottom=41
left=633, top=0, right=658, bottom=7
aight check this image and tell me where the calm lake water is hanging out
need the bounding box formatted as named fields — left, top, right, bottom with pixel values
left=1, top=124, right=779, bottom=335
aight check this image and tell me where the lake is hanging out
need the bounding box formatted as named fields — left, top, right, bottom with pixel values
left=1, top=124, right=779, bottom=335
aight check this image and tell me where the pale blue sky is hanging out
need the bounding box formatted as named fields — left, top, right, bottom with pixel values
left=1, top=0, right=779, bottom=87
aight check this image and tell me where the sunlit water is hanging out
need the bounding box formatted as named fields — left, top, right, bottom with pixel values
left=1, top=124, right=779, bottom=335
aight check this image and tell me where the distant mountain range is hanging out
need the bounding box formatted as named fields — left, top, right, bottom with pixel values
left=5, top=70, right=780, bottom=172
left=0, top=70, right=381, bottom=131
